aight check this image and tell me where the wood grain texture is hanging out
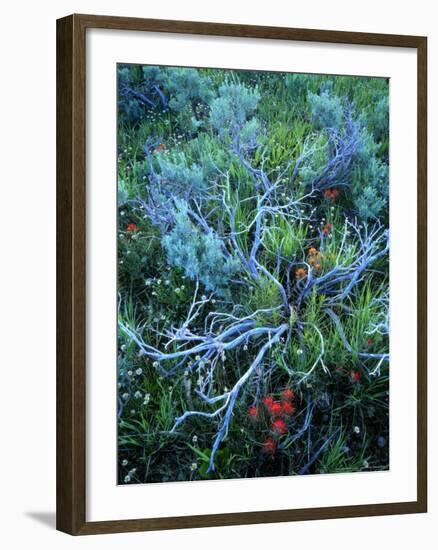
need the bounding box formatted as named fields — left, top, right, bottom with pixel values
left=416, top=37, right=428, bottom=513
left=56, top=13, right=427, bottom=535
left=56, top=14, right=86, bottom=534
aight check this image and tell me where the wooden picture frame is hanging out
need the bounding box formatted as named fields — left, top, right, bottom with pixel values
left=57, top=13, right=427, bottom=535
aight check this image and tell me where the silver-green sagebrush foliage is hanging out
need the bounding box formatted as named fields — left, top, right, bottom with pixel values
left=117, top=65, right=390, bottom=483
left=162, top=201, right=240, bottom=295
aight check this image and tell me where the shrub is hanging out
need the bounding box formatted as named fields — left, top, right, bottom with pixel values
left=166, top=68, right=215, bottom=113
left=209, top=82, right=261, bottom=145
left=308, top=90, right=343, bottom=130
left=350, top=129, right=388, bottom=220
left=144, top=152, right=207, bottom=230
left=157, top=152, right=205, bottom=196
left=164, top=68, right=215, bottom=134
left=118, top=65, right=167, bottom=123
left=162, top=201, right=240, bottom=295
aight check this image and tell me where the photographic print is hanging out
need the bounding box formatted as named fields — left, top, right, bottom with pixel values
left=117, top=65, right=389, bottom=484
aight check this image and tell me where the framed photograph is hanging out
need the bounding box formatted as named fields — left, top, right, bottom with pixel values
left=56, top=14, right=427, bottom=535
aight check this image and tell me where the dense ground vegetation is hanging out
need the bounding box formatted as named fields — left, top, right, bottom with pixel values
left=117, top=64, right=389, bottom=484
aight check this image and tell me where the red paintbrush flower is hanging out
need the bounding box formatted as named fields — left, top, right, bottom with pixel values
left=262, top=395, right=275, bottom=410
left=262, top=437, right=277, bottom=454
left=322, top=223, right=333, bottom=236
left=351, top=370, right=362, bottom=382
left=248, top=406, right=259, bottom=420
left=324, top=188, right=339, bottom=201
left=127, top=223, right=138, bottom=232
left=281, top=388, right=294, bottom=402
left=271, top=418, right=287, bottom=435
left=269, top=402, right=283, bottom=417
left=281, top=401, right=295, bottom=416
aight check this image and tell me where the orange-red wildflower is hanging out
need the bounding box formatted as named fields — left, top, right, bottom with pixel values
left=281, top=388, right=294, bottom=402
left=322, top=223, right=333, bottom=236
left=281, top=401, right=295, bottom=416
left=351, top=370, right=362, bottom=382
left=269, top=401, right=283, bottom=417
left=324, top=188, right=339, bottom=201
left=262, top=395, right=275, bottom=410
left=262, top=437, right=277, bottom=454
left=271, top=418, right=287, bottom=435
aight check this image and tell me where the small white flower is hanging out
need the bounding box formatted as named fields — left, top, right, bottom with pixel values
left=212, top=299, right=216, bottom=304
left=190, top=462, right=198, bottom=471
left=135, top=368, right=143, bottom=375
left=134, top=390, right=142, bottom=399
left=175, top=288, right=181, bottom=294
left=243, top=344, right=248, bottom=351
left=297, top=349, right=303, bottom=355
left=122, top=459, right=128, bottom=466
left=195, top=355, right=201, bottom=361
left=192, top=435, right=198, bottom=443
left=165, top=280, right=170, bottom=286
left=143, top=393, right=151, bottom=405
left=122, top=393, right=129, bottom=400
left=127, top=370, right=133, bottom=377
left=168, top=386, right=173, bottom=392
left=201, top=295, right=207, bottom=301
left=124, top=475, right=131, bottom=483
left=153, top=361, right=159, bottom=368
left=353, top=426, right=360, bottom=434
